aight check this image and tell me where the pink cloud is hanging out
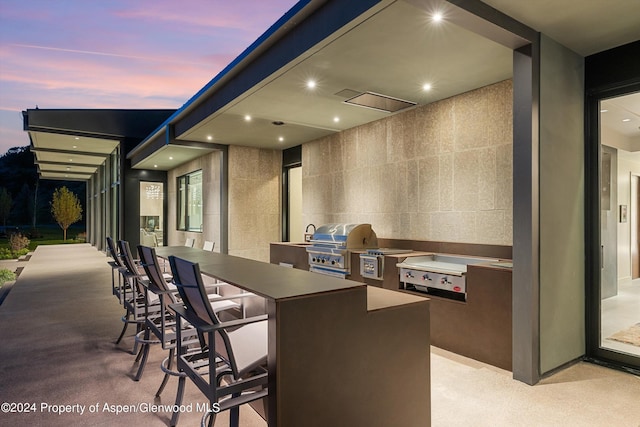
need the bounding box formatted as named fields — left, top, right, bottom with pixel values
left=0, top=0, right=300, bottom=154
left=112, top=0, right=299, bottom=32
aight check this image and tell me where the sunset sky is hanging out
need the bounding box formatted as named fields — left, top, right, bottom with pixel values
left=0, top=0, right=299, bottom=154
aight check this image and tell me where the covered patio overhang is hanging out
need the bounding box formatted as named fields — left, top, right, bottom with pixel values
left=23, top=109, right=176, bottom=181
left=127, top=0, right=527, bottom=170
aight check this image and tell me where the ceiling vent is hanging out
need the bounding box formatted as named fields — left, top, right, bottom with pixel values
left=334, top=88, right=361, bottom=99
left=344, top=91, right=416, bottom=113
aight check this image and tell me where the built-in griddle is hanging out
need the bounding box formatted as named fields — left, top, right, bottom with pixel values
left=397, top=254, right=499, bottom=300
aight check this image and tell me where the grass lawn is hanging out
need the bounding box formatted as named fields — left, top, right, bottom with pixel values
left=0, top=225, right=86, bottom=252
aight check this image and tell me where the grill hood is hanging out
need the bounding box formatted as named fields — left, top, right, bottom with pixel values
left=311, top=223, right=378, bottom=249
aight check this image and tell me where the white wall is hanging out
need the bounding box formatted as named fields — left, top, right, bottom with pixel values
left=617, top=151, right=640, bottom=282
left=538, top=34, right=585, bottom=374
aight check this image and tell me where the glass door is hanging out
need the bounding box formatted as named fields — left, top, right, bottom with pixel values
left=140, top=181, right=164, bottom=246
left=592, top=91, right=640, bottom=370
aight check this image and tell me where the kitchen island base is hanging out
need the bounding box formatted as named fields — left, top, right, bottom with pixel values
left=158, top=246, right=430, bottom=427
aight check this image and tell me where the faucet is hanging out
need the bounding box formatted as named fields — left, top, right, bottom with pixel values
left=304, top=224, right=316, bottom=242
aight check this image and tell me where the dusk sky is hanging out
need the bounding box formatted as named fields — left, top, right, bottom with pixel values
left=0, top=0, right=299, bottom=154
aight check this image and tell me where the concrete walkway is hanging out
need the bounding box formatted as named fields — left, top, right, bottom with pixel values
left=0, top=244, right=265, bottom=427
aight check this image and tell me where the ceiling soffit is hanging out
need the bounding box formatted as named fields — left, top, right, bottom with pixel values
left=176, top=0, right=514, bottom=150
left=28, top=130, right=119, bottom=179
left=481, top=0, right=640, bottom=56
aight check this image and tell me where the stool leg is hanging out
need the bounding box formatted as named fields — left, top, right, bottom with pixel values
left=135, top=343, right=144, bottom=362
left=116, top=310, right=130, bottom=344
left=134, top=329, right=151, bottom=381
left=230, top=394, right=240, bottom=427
left=170, top=376, right=185, bottom=427
left=131, top=320, right=143, bottom=355
left=156, top=348, right=174, bottom=397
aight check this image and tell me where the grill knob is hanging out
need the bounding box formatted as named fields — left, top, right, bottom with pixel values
left=331, top=260, right=335, bottom=265
left=321, top=258, right=326, bottom=263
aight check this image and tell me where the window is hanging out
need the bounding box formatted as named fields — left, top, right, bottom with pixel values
left=177, top=170, right=203, bottom=232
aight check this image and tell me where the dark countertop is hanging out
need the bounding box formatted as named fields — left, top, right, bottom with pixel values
left=156, top=246, right=365, bottom=301
left=270, top=241, right=313, bottom=248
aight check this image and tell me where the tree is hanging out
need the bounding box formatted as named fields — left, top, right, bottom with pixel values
left=1, top=145, right=86, bottom=227
left=0, top=187, right=11, bottom=228
left=51, top=186, right=82, bottom=241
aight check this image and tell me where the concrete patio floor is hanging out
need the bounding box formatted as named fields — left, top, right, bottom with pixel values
left=0, top=244, right=265, bottom=427
left=1, top=244, right=639, bottom=426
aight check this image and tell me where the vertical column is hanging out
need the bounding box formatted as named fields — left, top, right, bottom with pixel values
left=512, top=41, right=541, bottom=385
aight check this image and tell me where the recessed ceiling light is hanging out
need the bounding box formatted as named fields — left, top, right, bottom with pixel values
left=72, top=145, right=77, bottom=149
left=622, top=118, right=631, bottom=122
left=333, top=116, right=340, bottom=123
left=432, top=12, right=443, bottom=22
left=244, top=115, right=252, bottom=122
left=153, top=164, right=158, bottom=168
left=74, top=137, right=80, bottom=140
left=278, top=136, right=284, bottom=142
left=422, top=83, right=432, bottom=91
left=207, top=135, right=213, bottom=141
left=306, top=80, right=316, bottom=89
left=66, top=167, right=70, bottom=171
left=69, top=159, right=73, bottom=162
left=169, top=156, right=173, bottom=160
left=600, top=109, right=608, bottom=113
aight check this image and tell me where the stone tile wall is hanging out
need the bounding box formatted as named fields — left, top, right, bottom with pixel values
left=167, top=146, right=281, bottom=261
left=228, top=145, right=281, bottom=261
left=302, top=79, right=513, bottom=245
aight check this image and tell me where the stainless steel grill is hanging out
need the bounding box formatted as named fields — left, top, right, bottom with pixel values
left=306, top=223, right=378, bottom=278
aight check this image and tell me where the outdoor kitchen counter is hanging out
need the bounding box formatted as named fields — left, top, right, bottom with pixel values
left=157, top=245, right=361, bottom=300
left=269, top=242, right=311, bottom=270
left=269, top=242, right=513, bottom=370
left=156, top=246, right=431, bottom=427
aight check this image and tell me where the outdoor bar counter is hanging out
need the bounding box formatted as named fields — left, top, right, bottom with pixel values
left=155, top=246, right=431, bottom=427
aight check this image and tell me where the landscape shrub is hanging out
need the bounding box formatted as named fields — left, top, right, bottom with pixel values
left=0, top=248, right=12, bottom=260
left=0, top=234, right=31, bottom=259
left=14, top=248, right=29, bottom=257
left=9, top=233, right=30, bottom=252
left=0, top=268, right=16, bottom=284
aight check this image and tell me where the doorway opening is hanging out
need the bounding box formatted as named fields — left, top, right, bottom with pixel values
left=589, top=90, right=640, bottom=370
left=140, top=181, right=164, bottom=246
